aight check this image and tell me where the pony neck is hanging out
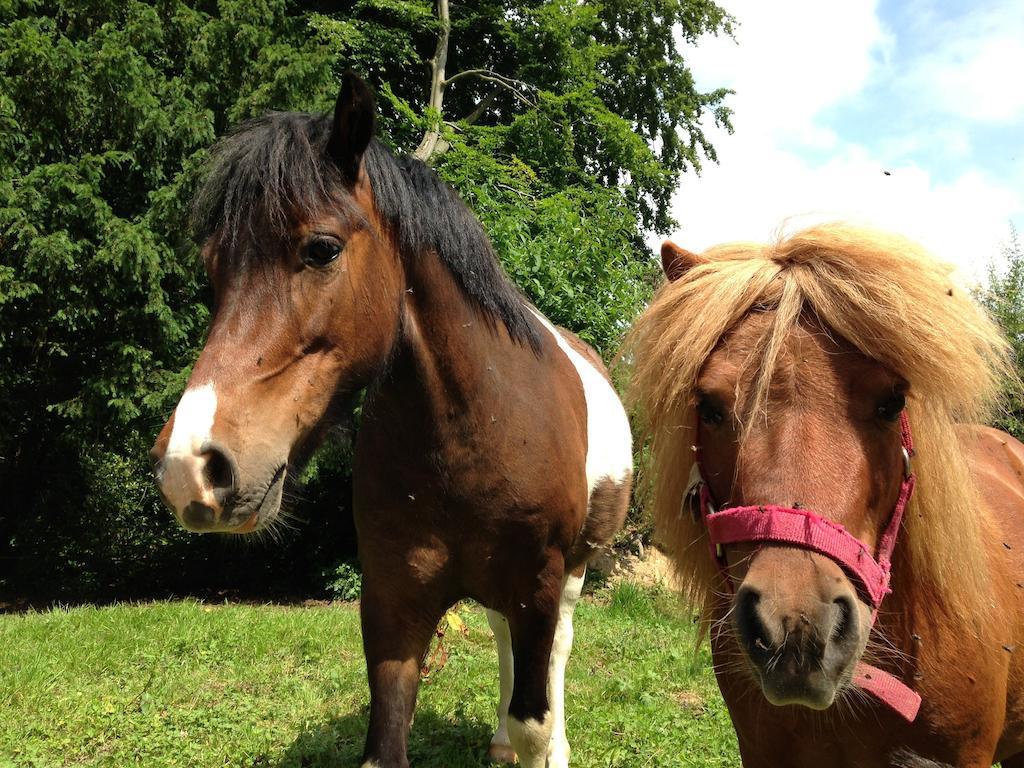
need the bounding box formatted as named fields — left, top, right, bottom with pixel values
left=363, top=248, right=543, bottom=451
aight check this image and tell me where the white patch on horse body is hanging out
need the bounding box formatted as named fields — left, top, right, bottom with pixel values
left=486, top=609, right=515, bottom=756
left=507, top=710, right=553, bottom=768
left=167, top=383, right=217, bottom=456
left=546, top=569, right=585, bottom=767
left=527, top=308, right=632, bottom=493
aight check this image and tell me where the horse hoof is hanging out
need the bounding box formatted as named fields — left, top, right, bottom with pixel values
left=487, top=743, right=518, bottom=764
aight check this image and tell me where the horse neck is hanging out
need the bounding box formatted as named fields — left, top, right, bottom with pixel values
left=363, top=248, right=540, bottom=449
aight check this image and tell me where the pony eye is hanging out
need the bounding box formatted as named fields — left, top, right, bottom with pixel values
left=877, top=392, right=906, bottom=422
left=697, top=397, right=725, bottom=427
left=304, top=238, right=343, bottom=267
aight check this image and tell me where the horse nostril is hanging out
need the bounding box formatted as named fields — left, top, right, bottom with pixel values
left=148, top=446, right=164, bottom=478
left=201, top=443, right=238, bottom=507
left=182, top=501, right=218, bottom=529
left=736, top=585, right=772, bottom=660
left=204, top=448, right=233, bottom=489
left=830, top=594, right=855, bottom=646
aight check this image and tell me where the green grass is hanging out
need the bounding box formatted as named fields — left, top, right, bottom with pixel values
left=0, top=583, right=739, bottom=767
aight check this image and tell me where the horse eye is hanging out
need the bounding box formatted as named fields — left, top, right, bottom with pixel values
left=877, top=392, right=906, bottom=422
left=697, top=398, right=725, bottom=427
left=304, top=238, right=343, bottom=267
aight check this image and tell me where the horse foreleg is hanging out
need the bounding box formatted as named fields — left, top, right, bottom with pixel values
left=545, top=567, right=585, bottom=768
left=359, top=577, right=443, bottom=768
left=486, top=608, right=517, bottom=764
left=506, top=568, right=562, bottom=768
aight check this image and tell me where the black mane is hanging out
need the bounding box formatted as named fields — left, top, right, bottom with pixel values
left=192, top=111, right=540, bottom=351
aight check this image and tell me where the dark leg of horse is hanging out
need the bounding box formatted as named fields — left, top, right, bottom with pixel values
left=1001, top=755, right=1024, bottom=768
left=505, top=561, right=563, bottom=768
left=359, top=576, right=444, bottom=768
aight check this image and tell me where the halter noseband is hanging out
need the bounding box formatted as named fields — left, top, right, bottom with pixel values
left=688, top=411, right=921, bottom=722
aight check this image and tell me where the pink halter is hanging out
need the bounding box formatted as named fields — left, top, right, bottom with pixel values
left=690, top=411, right=921, bottom=722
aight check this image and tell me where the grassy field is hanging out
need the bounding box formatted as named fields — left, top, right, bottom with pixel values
left=0, top=582, right=739, bottom=767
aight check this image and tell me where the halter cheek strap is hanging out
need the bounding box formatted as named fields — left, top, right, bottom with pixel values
left=691, top=411, right=921, bottom=723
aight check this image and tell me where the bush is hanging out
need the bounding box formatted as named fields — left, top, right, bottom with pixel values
left=324, top=561, right=363, bottom=601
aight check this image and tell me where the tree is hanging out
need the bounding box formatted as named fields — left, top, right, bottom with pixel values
left=0, top=0, right=732, bottom=598
left=312, top=0, right=733, bottom=236
left=977, top=224, right=1024, bottom=439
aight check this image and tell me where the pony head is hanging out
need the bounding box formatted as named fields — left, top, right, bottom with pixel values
left=627, top=224, right=1010, bottom=709
left=149, top=72, right=399, bottom=534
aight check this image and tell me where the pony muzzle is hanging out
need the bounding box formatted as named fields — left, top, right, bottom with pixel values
left=152, top=441, right=246, bottom=532
left=734, top=551, right=866, bottom=709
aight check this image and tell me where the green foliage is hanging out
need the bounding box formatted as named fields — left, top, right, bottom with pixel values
left=977, top=224, right=1024, bottom=439
left=324, top=560, right=363, bottom=601
left=316, top=0, right=733, bottom=234
left=0, top=0, right=341, bottom=596
left=449, top=157, right=660, bottom=354
left=0, top=0, right=730, bottom=597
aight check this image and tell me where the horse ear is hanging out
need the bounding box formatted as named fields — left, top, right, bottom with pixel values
left=661, top=241, right=705, bottom=282
left=327, top=70, right=376, bottom=183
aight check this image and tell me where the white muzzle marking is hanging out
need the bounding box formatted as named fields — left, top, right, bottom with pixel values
left=162, top=383, right=218, bottom=513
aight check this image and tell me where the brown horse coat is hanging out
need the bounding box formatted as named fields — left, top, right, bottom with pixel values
left=627, top=225, right=1024, bottom=767
left=150, top=73, right=632, bottom=768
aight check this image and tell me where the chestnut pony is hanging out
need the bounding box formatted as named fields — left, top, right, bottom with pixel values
left=626, top=224, right=1024, bottom=767
left=150, top=73, right=632, bottom=768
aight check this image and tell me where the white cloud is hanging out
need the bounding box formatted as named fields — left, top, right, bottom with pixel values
left=688, top=0, right=890, bottom=129
left=671, top=131, right=1020, bottom=281
left=665, top=0, right=1024, bottom=283
left=899, top=2, right=1024, bottom=123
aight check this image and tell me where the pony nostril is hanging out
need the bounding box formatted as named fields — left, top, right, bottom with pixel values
left=182, top=501, right=218, bottom=529
left=736, top=585, right=772, bottom=661
left=830, top=594, right=855, bottom=645
left=204, top=449, right=233, bottom=489
left=201, top=443, right=238, bottom=508
left=148, top=446, right=164, bottom=478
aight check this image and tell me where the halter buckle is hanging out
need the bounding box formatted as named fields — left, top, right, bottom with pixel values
left=684, top=463, right=705, bottom=521
left=901, top=446, right=913, bottom=479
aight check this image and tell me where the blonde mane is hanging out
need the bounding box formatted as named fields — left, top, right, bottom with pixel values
left=625, top=223, right=1013, bottom=622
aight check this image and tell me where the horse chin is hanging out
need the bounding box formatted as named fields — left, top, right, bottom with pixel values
left=759, top=671, right=839, bottom=710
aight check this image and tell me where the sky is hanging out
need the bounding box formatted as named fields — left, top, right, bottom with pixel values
left=666, top=0, right=1024, bottom=283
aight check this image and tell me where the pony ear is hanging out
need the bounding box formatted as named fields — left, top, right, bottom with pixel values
left=661, top=241, right=705, bottom=282
left=327, top=70, right=376, bottom=183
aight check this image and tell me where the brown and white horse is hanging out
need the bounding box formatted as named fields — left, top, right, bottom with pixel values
left=626, top=224, right=1024, bottom=767
left=149, top=73, right=632, bottom=768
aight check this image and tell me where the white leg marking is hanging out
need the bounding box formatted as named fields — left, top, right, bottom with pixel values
left=486, top=608, right=516, bottom=761
left=547, top=570, right=584, bottom=768
left=167, top=383, right=217, bottom=455
left=507, top=711, right=553, bottom=768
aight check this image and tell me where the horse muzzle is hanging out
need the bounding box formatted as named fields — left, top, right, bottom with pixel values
left=150, top=440, right=284, bottom=533
left=733, top=551, right=866, bottom=709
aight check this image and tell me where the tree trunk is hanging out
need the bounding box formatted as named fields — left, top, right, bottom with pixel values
left=413, top=0, right=450, bottom=162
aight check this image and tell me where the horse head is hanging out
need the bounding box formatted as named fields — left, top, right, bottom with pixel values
left=629, top=228, right=1008, bottom=719
left=150, top=72, right=403, bottom=533
left=672, top=236, right=910, bottom=707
